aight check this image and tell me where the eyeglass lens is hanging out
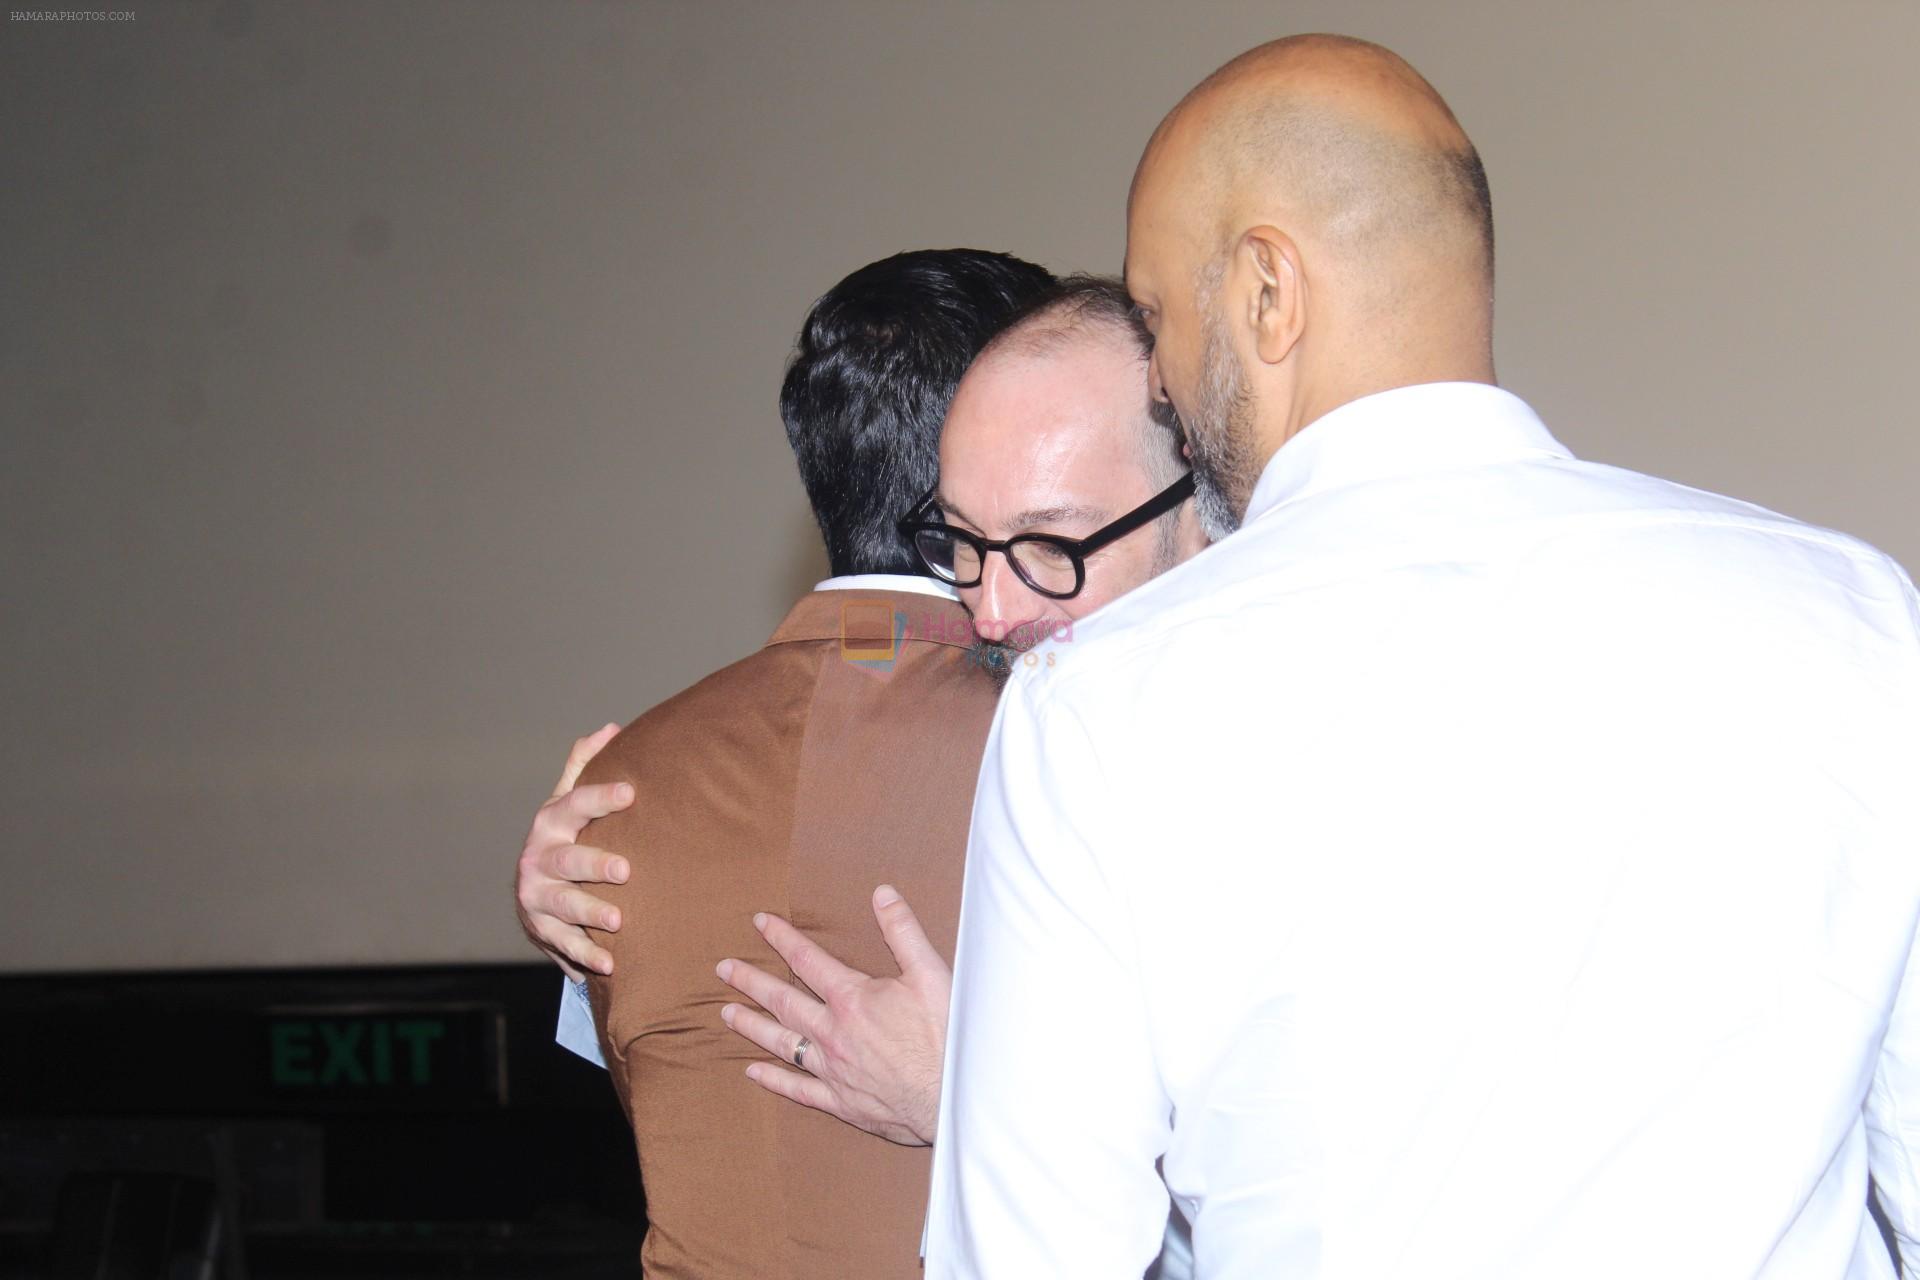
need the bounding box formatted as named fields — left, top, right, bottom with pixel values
left=911, top=528, right=1078, bottom=597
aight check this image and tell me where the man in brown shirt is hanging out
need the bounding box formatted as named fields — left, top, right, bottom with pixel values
left=569, top=249, right=1048, bottom=1278
left=579, top=585, right=998, bottom=1276
left=522, top=269, right=1206, bottom=1275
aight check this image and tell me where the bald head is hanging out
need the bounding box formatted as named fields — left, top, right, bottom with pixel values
left=1138, top=36, right=1490, bottom=296
left=1124, top=35, right=1497, bottom=529
left=971, top=274, right=1185, bottom=492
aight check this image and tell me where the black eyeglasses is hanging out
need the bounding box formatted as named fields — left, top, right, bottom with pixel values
left=896, top=472, right=1195, bottom=600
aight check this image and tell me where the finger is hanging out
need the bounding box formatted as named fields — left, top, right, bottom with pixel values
left=548, top=926, right=614, bottom=978
left=519, top=891, right=590, bottom=981
left=536, top=839, right=630, bottom=888
left=522, top=910, right=606, bottom=980
left=754, top=913, right=861, bottom=997
left=560, top=932, right=614, bottom=982
left=871, top=885, right=946, bottom=978
left=742, top=1061, right=846, bottom=1119
left=540, top=883, right=623, bottom=932
left=716, top=958, right=828, bottom=1038
left=719, top=1001, right=814, bottom=1069
left=552, top=723, right=623, bottom=798
left=546, top=782, right=637, bottom=847
left=551, top=727, right=617, bottom=799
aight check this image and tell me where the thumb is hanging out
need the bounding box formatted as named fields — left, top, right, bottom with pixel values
left=553, top=722, right=622, bottom=798
left=872, top=885, right=945, bottom=980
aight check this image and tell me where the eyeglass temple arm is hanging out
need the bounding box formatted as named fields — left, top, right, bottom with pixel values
left=1074, top=472, right=1197, bottom=554
left=894, top=483, right=943, bottom=534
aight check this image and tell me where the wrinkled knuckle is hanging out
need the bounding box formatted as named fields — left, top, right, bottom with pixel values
left=516, top=855, right=540, bottom=887
left=515, top=875, right=543, bottom=910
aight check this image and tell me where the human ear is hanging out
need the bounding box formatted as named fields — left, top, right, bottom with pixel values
left=1238, top=226, right=1306, bottom=367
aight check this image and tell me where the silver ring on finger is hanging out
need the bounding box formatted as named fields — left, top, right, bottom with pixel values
left=793, top=1036, right=812, bottom=1070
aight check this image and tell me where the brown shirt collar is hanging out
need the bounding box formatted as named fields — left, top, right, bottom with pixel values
left=767, top=589, right=979, bottom=653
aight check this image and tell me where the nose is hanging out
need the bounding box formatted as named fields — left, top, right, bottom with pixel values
left=971, top=552, right=1035, bottom=643
left=1147, top=349, right=1171, bottom=404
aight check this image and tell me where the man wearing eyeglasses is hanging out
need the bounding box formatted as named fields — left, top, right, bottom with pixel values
left=520, top=265, right=1209, bottom=1274
left=703, top=274, right=1207, bottom=1148
left=898, top=275, right=1200, bottom=688
left=540, top=247, right=1056, bottom=1278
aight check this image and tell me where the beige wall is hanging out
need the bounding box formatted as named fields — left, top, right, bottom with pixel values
left=2, top=0, right=1915, bottom=972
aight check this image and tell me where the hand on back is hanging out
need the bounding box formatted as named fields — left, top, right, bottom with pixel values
left=513, top=723, right=634, bottom=981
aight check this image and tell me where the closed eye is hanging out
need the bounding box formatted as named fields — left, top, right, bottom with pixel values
left=1127, top=304, right=1157, bottom=351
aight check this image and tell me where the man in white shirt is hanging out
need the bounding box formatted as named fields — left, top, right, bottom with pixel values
left=928, top=33, right=1920, bottom=1278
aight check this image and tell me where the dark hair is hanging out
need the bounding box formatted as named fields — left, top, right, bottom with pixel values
left=779, top=249, right=1057, bottom=577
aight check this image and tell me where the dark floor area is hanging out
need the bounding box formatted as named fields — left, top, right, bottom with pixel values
left=0, top=964, right=643, bottom=1278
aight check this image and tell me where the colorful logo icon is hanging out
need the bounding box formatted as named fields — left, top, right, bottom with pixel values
left=840, top=598, right=906, bottom=676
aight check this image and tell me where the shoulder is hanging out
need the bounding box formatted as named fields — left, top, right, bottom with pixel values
left=1517, top=460, right=1914, bottom=615
left=577, top=641, right=825, bottom=791
left=1025, top=454, right=1916, bottom=712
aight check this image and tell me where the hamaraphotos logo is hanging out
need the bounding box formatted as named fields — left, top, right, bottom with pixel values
left=840, top=598, right=908, bottom=677
left=840, top=599, right=1076, bottom=680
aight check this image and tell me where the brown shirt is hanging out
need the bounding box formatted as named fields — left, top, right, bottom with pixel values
left=580, top=588, right=998, bottom=1278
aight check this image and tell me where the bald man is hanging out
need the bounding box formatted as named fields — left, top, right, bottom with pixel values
left=929, top=34, right=1920, bottom=1279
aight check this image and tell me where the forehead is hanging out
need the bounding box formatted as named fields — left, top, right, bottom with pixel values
left=1124, top=121, right=1204, bottom=290
left=939, top=334, right=1149, bottom=521
left=1124, top=199, right=1197, bottom=305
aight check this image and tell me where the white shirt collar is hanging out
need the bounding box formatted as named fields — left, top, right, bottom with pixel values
left=1243, top=382, right=1573, bottom=525
left=813, top=572, right=959, bottom=601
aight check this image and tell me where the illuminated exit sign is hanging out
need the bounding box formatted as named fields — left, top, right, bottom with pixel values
left=261, top=1003, right=506, bottom=1107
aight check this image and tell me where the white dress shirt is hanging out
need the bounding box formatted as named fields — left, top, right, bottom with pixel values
left=928, top=382, right=1920, bottom=1278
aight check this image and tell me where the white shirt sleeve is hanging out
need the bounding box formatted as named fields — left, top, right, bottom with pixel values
left=926, top=672, right=1171, bottom=1276
left=1869, top=929, right=1920, bottom=1274
left=554, top=975, right=606, bottom=1068
left=1865, top=577, right=1920, bottom=1271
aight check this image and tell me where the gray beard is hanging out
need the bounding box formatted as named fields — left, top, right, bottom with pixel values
left=1182, top=275, right=1264, bottom=541
left=969, top=618, right=1055, bottom=688
left=969, top=637, right=1017, bottom=687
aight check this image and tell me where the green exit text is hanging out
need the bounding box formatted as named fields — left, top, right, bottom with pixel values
left=269, top=1018, right=447, bottom=1087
